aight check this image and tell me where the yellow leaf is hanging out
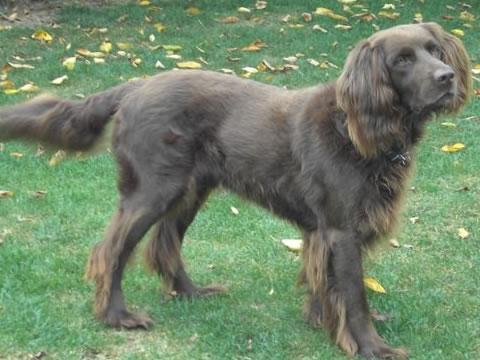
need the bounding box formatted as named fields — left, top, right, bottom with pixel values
left=281, top=239, right=303, bottom=252
left=116, top=42, right=133, bottom=50
left=0, top=80, right=15, bottom=90
left=94, top=58, right=106, bottom=64
left=99, top=41, right=112, bottom=53
left=472, top=64, right=480, bottom=75
left=378, top=11, right=400, bottom=20
left=163, top=44, right=182, bottom=52
left=76, top=48, right=105, bottom=58
left=32, top=30, right=53, bottom=43
left=176, top=61, right=202, bottom=69
left=363, top=277, right=386, bottom=294
left=440, top=122, right=456, bottom=128
left=131, top=58, right=142, bottom=67
left=62, top=56, right=76, bottom=70
left=0, top=190, right=14, bottom=198
left=441, top=143, right=465, bottom=153
left=51, top=75, right=68, bottom=85
left=48, top=150, right=66, bottom=166
left=335, top=24, right=352, bottom=30
left=138, top=0, right=150, bottom=5
left=154, top=22, right=166, bottom=32
left=19, top=83, right=39, bottom=93
left=238, top=7, right=251, bottom=14
left=458, top=228, right=470, bottom=239
left=314, top=7, right=348, bottom=22
left=459, top=11, right=475, bottom=22
left=451, top=29, right=464, bottom=37
left=10, top=152, right=23, bottom=158
left=4, top=89, right=19, bottom=95
left=185, top=5, right=201, bottom=16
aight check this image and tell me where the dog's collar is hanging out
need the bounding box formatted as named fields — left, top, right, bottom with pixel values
left=387, top=151, right=411, bottom=167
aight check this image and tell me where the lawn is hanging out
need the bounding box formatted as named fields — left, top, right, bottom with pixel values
left=0, top=1, right=479, bottom=359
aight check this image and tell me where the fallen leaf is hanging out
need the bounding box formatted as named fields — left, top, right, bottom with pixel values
left=30, top=190, right=47, bottom=198
left=451, top=29, right=464, bottom=37
left=154, top=22, right=166, bottom=32
left=138, top=0, right=150, bottom=5
left=7, top=62, right=35, bottom=69
left=51, top=75, right=68, bottom=85
left=281, top=239, right=303, bottom=252
left=335, top=24, right=352, bottom=30
left=382, top=4, right=396, bottom=10
left=116, top=42, right=133, bottom=50
left=62, top=56, right=76, bottom=70
left=220, top=68, right=235, bottom=74
left=149, top=34, right=155, bottom=42
left=176, top=61, right=202, bottom=69
left=94, top=58, right=105, bottom=64
left=131, top=58, right=142, bottom=67
left=440, top=122, right=456, bottom=128
left=155, top=60, right=165, bottom=69
left=166, top=54, right=182, bottom=60
left=413, top=12, right=423, bottom=23
left=0, top=190, right=14, bottom=198
left=10, top=152, right=23, bottom=158
left=389, top=238, right=400, bottom=248
left=185, top=5, right=201, bottom=16
left=283, top=56, right=298, bottom=64
left=312, top=24, right=328, bottom=32
left=76, top=48, right=105, bottom=58
left=241, top=40, right=266, bottom=52
left=163, top=44, right=182, bottom=52
left=441, top=143, right=465, bottom=153
left=0, top=80, right=15, bottom=89
left=302, top=12, right=312, bottom=22
left=338, top=0, right=357, bottom=3
left=219, top=16, right=240, bottom=24
left=458, top=228, right=470, bottom=239
left=18, top=83, right=39, bottom=93
left=409, top=216, right=420, bottom=224
left=363, top=277, right=386, bottom=294
left=307, top=58, right=320, bottom=66
left=314, top=7, right=348, bottom=22
left=472, top=64, right=480, bottom=75
left=255, top=1, right=268, bottom=10
left=459, top=11, right=475, bottom=22
left=238, top=7, right=251, bottom=14
left=230, top=206, right=240, bottom=215
left=4, top=89, right=19, bottom=95
left=49, top=150, right=67, bottom=166
left=100, top=41, right=113, bottom=53
left=242, top=66, right=258, bottom=74
left=32, top=30, right=53, bottom=43
left=378, top=11, right=400, bottom=20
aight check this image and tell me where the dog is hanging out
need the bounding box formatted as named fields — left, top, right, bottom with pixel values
left=0, top=23, right=471, bottom=358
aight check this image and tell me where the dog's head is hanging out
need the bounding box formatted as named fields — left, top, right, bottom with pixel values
left=336, top=23, right=472, bottom=158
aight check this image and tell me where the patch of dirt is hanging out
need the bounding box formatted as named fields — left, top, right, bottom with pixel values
left=0, top=0, right=127, bottom=28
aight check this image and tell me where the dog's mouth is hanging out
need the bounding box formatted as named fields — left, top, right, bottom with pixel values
left=413, top=90, right=455, bottom=114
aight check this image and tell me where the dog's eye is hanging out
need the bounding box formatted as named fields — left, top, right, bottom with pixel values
left=395, top=54, right=413, bottom=66
left=426, top=43, right=442, bottom=58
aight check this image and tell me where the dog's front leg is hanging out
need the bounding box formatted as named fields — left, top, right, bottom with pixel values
left=302, top=229, right=407, bottom=359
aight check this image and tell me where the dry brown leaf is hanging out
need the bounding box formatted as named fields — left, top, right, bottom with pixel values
left=0, top=190, right=14, bottom=198
left=0, top=80, right=15, bottom=89
left=185, top=5, right=201, bottom=16
left=154, top=22, right=166, bottom=32
left=220, top=16, right=240, bottom=24
left=241, top=40, right=266, bottom=52
left=30, top=190, right=47, bottom=198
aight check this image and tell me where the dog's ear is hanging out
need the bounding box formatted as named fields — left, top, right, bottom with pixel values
left=421, top=22, right=472, bottom=112
left=336, top=40, right=401, bottom=158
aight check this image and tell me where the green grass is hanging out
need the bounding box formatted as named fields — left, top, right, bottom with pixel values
left=0, top=1, right=479, bottom=359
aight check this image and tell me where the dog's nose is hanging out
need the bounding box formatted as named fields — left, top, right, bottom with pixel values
left=434, top=67, right=455, bottom=84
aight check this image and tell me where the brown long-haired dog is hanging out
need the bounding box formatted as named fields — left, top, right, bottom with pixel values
left=0, top=23, right=472, bottom=358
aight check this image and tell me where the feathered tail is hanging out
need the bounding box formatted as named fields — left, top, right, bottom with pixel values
left=0, top=79, right=145, bottom=151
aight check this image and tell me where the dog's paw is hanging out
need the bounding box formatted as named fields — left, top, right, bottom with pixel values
left=103, top=309, right=154, bottom=330
left=359, top=344, right=408, bottom=359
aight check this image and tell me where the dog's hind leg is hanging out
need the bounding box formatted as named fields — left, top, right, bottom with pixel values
left=85, top=177, right=191, bottom=329
left=145, top=181, right=226, bottom=298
